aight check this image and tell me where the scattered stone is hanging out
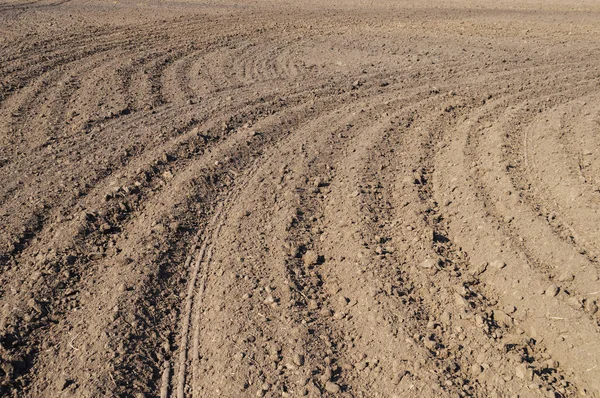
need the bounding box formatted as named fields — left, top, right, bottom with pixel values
left=490, top=260, right=506, bottom=270
left=471, top=364, right=483, bottom=376
left=424, top=338, right=436, bottom=350
left=355, top=361, right=368, bottom=371
left=585, top=300, right=598, bottom=314
left=503, top=305, right=516, bottom=314
left=324, top=381, right=341, bottom=393
left=515, top=363, right=534, bottom=381
left=320, top=307, right=333, bottom=317
left=454, top=293, right=469, bottom=308
left=566, top=296, right=582, bottom=310
left=57, top=376, right=70, bottom=390
left=303, top=250, right=320, bottom=266
left=293, top=353, right=305, bottom=366
left=100, top=223, right=111, bottom=234
left=261, top=382, right=271, bottom=391
left=471, top=262, right=488, bottom=276
left=493, top=310, right=514, bottom=328
left=333, top=311, right=345, bottom=320
left=307, top=299, right=319, bottom=310
left=557, top=272, right=574, bottom=282
left=545, top=284, right=559, bottom=297
left=420, top=258, right=438, bottom=269
left=545, top=359, right=557, bottom=370
left=440, top=311, right=451, bottom=325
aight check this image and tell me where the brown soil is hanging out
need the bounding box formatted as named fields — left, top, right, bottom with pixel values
left=1, top=0, right=600, bottom=397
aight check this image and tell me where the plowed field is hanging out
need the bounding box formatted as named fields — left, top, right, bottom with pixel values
left=1, top=0, right=600, bottom=397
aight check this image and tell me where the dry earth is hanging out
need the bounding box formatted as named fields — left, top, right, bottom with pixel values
left=1, top=0, right=600, bottom=397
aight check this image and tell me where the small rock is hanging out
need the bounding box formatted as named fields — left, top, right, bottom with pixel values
left=293, top=353, right=305, bottom=366
left=515, top=363, right=534, bottom=381
left=503, top=305, right=516, bottom=314
left=585, top=300, right=598, bottom=314
left=545, top=284, right=559, bottom=297
left=566, top=296, right=582, bottom=310
left=324, top=381, right=340, bottom=393
left=303, top=250, right=320, bottom=266
left=420, top=258, right=438, bottom=269
left=333, top=310, right=345, bottom=320
left=471, top=262, right=488, bottom=276
left=493, top=310, right=514, bottom=328
left=355, top=361, right=368, bottom=371
left=471, top=364, right=483, bottom=376
left=424, top=338, right=436, bottom=350
left=455, top=293, right=469, bottom=308
left=57, top=376, right=70, bottom=391
left=320, top=307, right=333, bottom=317
left=490, top=260, right=506, bottom=270
left=557, top=272, right=574, bottom=282
left=545, top=359, right=557, bottom=370
left=440, top=311, right=451, bottom=325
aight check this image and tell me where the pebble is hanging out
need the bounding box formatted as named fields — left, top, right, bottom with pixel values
left=324, top=381, right=341, bottom=393
left=333, top=311, right=345, bottom=320
left=503, top=305, right=516, bottom=314
left=490, top=260, right=506, bottom=269
left=471, top=364, right=483, bottom=376
left=557, top=272, right=574, bottom=282
left=545, top=284, right=559, bottom=297
left=355, top=361, right=368, bottom=371
left=454, top=293, right=469, bottom=308
left=471, top=262, right=488, bottom=276
left=585, top=300, right=598, bottom=314
left=515, top=363, right=533, bottom=381
left=293, top=353, right=305, bottom=366
left=545, top=359, right=557, bottom=369
left=493, top=310, right=513, bottom=328
left=420, top=258, right=438, bottom=269
left=303, top=250, right=320, bottom=266
left=57, top=376, right=70, bottom=390
left=566, top=296, right=582, bottom=310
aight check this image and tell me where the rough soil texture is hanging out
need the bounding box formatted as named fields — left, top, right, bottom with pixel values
left=1, top=0, right=600, bottom=397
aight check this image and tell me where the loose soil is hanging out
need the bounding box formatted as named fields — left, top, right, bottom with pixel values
left=1, top=0, right=600, bottom=397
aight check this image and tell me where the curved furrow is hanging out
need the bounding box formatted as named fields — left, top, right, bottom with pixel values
left=3, top=3, right=600, bottom=398
left=433, top=79, right=600, bottom=394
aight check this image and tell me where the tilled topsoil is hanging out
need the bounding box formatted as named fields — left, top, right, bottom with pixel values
left=1, top=0, right=600, bottom=397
